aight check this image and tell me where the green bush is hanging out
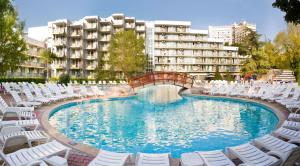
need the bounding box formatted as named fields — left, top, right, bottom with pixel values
left=0, top=77, right=46, bottom=84
left=214, top=66, right=223, bottom=80
left=58, top=74, right=70, bottom=85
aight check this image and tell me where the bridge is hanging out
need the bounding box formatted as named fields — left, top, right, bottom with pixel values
left=128, top=72, right=194, bottom=89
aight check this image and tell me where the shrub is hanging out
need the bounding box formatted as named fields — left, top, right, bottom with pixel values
left=58, top=74, right=70, bottom=85
left=0, top=77, right=46, bottom=84
left=214, top=65, right=223, bottom=80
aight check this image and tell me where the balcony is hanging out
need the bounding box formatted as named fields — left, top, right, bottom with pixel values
left=125, top=23, right=135, bottom=29
left=70, top=64, right=82, bottom=69
left=136, top=26, right=145, bottom=31
left=86, top=55, right=97, bottom=60
left=55, top=64, right=66, bottom=69
left=86, top=65, right=97, bottom=70
left=70, top=53, right=82, bottom=59
left=70, top=42, right=82, bottom=48
left=99, top=36, right=111, bottom=42
left=86, top=44, right=97, bottom=50
left=100, top=27, right=112, bottom=32
left=54, top=40, right=67, bottom=47
left=53, top=28, right=67, bottom=35
left=113, top=20, right=124, bottom=27
left=86, top=34, right=97, bottom=40
left=85, top=24, right=97, bottom=30
left=70, top=31, right=82, bottom=37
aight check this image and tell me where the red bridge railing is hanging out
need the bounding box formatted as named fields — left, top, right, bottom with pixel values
left=128, top=72, right=194, bottom=89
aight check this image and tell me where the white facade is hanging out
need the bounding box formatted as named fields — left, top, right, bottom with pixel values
left=208, top=26, right=233, bottom=44
left=6, top=36, right=46, bottom=78
left=45, top=14, right=145, bottom=79
left=28, top=14, right=248, bottom=79
left=149, top=21, right=245, bottom=79
left=208, top=21, right=256, bottom=45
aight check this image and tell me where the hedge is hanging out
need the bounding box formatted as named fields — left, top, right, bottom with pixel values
left=0, top=77, right=46, bottom=84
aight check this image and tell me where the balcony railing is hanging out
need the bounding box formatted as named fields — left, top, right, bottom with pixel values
left=136, top=26, right=145, bottom=31
left=125, top=24, right=135, bottom=29
left=53, top=29, right=67, bottom=35
left=100, top=27, right=112, bottom=32
left=85, top=24, right=97, bottom=29
left=86, top=34, right=97, bottom=39
left=71, top=31, right=82, bottom=37
left=113, top=20, right=124, bottom=26
left=70, top=64, right=82, bottom=69
left=86, top=44, right=97, bottom=49
left=54, top=40, right=67, bottom=46
left=86, top=55, right=97, bottom=60
left=70, top=43, right=82, bottom=48
left=86, top=65, right=97, bottom=70
left=70, top=54, right=81, bottom=59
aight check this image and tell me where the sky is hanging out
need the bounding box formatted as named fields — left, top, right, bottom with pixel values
left=14, top=0, right=287, bottom=41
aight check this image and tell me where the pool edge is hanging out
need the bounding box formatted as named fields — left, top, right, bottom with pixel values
left=37, top=94, right=289, bottom=157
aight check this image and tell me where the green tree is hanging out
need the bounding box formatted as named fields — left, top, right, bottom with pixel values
left=273, top=24, right=300, bottom=81
left=272, top=0, right=300, bottom=24
left=95, top=51, right=114, bottom=80
left=40, top=49, right=57, bottom=79
left=107, top=30, right=147, bottom=80
left=224, top=70, right=234, bottom=81
left=0, top=0, right=28, bottom=76
left=214, top=65, right=223, bottom=80
left=235, top=28, right=272, bottom=76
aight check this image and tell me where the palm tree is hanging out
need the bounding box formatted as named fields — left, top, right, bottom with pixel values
left=40, top=49, right=57, bottom=80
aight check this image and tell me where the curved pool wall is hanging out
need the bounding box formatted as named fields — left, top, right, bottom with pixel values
left=49, top=85, right=279, bottom=158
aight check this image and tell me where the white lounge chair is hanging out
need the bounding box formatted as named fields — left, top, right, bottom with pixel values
left=273, top=127, right=300, bottom=140
left=227, top=143, right=281, bottom=166
left=136, top=153, right=170, bottom=166
left=180, top=152, right=205, bottom=166
left=0, top=105, right=36, bottom=120
left=253, top=134, right=298, bottom=161
left=0, top=119, right=40, bottom=130
left=282, top=120, right=300, bottom=131
left=0, top=96, right=34, bottom=112
left=0, top=140, right=70, bottom=166
left=23, top=88, right=49, bottom=104
left=197, top=150, right=235, bottom=166
left=91, top=86, right=105, bottom=96
left=181, top=150, right=235, bottom=166
left=1, top=135, right=31, bottom=154
left=288, top=113, right=300, bottom=122
left=88, top=150, right=130, bottom=166
left=9, top=91, right=41, bottom=107
left=0, top=126, right=49, bottom=146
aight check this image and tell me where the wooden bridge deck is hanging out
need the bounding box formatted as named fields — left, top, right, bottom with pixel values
left=128, top=72, right=194, bottom=89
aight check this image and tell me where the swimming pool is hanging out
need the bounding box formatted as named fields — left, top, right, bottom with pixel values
left=49, top=85, right=279, bottom=158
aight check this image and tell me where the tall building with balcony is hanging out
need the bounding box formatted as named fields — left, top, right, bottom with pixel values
left=208, top=21, right=256, bottom=45
left=233, top=21, right=256, bottom=44
left=46, top=14, right=146, bottom=79
left=146, top=21, right=246, bottom=79
left=28, top=14, right=249, bottom=80
left=6, top=36, right=46, bottom=78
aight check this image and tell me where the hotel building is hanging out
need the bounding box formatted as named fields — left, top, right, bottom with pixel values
left=28, top=13, right=248, bottom=80
left=45, top=14, right=145, bottom=79
left=208, top=21, right=256, bottom=45
left=6, top=36, right=46, bottom=78
left=146, top=21, right=246, bottom=79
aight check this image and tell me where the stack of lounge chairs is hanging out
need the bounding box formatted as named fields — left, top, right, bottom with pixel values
left=206, top=81, right=300, bottom=113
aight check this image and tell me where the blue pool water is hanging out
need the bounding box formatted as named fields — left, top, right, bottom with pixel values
left=49, top=85, right=279, bottom=158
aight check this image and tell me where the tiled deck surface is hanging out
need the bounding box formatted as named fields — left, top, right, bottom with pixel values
left=0, top=86, right=297, bottom=166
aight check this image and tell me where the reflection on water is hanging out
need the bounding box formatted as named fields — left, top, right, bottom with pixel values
left=137, top=85, right=182, bottom=104
left=49, top=85, right=278, bottom=158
